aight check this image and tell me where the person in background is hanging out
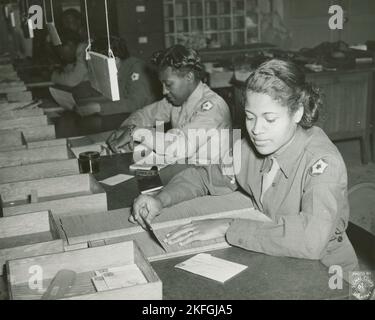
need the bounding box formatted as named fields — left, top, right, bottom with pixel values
left=106, top=44, right=232, bottom=164
left=76, top=36, right=161, bottom=116
left=61, top=8, right=86, bottom=41
left=51, top=28, right=88, bottom=87
left=131, top=59, right=358, bottom=282
left=50, top=8, right=90, bottom=88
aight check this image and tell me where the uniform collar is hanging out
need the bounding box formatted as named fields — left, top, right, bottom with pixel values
left=260, top=126, right=308, bottom=178
left=182, top=81, right=205, bottom=111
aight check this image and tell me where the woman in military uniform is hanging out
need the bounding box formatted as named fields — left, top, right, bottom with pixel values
left=131, top=59, right=358, bottom=280
left=107, top=44, right=232, bottom=163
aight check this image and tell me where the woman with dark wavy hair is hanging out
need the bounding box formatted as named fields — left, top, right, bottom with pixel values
left=132, top=59, right=358, bottom=282
left=106, top=44, right=231, bottom=162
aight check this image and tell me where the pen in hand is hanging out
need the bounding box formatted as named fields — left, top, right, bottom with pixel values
left=140, top=203, right=153, bottom=230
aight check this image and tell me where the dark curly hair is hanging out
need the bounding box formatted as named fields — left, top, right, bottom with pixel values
left=245, top=59, right=322, bottom=129
left=151, top=45, right=204, bottom=81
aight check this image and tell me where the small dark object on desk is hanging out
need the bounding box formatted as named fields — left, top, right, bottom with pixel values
left=136, top=166, right=163, bottom=195
left=79, top=151, right=100, bottom=174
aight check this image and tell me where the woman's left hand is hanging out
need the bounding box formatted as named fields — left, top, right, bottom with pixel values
left=163, top=219, right=233, bottom=247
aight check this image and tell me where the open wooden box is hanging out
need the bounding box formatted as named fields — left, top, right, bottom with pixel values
left=53, top=192, right=270, bottom=260
left=0, top=210, right=64, bottom=276
left=0, top=115, right=48, bottom=131
left=6, top=91, right=33, bottom=102
left=0, top=173, right=108, bottom=217
left=0, top=130, right=23, bottom=150
left=0, top=108, right=43, bottom=120
left=0, top=127, right=67, bottom=152
left=7, top=241, right=162, bottom=300
left=0, top=144, right=72, bottom=168
left=0, top=158, right=79, bottom=184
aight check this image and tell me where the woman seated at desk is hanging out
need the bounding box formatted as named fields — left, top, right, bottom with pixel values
left=106, top=44, right=232, bottom=164
left=131, top=59, right=359, bottom=282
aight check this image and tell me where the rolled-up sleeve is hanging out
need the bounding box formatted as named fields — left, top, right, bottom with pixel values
left=157, top=164, right=237, bottom=207
left=226, top=155, right=348, bottom=260
left=156, top=99, right=231, bottom=161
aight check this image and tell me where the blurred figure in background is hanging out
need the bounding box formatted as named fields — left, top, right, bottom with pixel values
left=76, top=36, right=161, bottom=116
left=51, top=28, right=89, bottom=87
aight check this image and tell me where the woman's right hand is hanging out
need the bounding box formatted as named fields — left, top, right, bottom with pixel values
left=130, top=194, right=163, bottom=229
left=106, top=126, right=134, bottom=153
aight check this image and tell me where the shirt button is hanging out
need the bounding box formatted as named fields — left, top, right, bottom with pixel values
left=337, top=236, right=343, bottom=242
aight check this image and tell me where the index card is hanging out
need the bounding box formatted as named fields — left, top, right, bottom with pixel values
left=175, top=253, right=248, bottom=283
left=100, top=174, right=134, bottom=186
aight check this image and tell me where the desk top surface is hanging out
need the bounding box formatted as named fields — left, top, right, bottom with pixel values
left=86, top=153, right=352, bottom=300
left=52, top=111, right=374, bottom=300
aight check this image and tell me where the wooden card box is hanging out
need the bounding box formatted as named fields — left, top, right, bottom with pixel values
left=6, top=91, right=33, bottom=102
left=0, top=173, right=107, bottom=217
left=21, top=125, right=56, bottom=141
left=0, top=158, right=79, bottom=184
left=0, top=115, right=48, bottom=130
left=0, top=80, right=25, bottom=89
left=0, top=85, right=27, bottom=94
left=0, top=130, right=24, bottom=150
left=54, top=192, right=270, bottom=259
left=0, top=211, right=64, bottom=276
left=7, top=241, right=162, bottom=300
left=0, top=108, right=44, bottom=120
left=1, top=138, right=67, bottom=152
left=0, top=144, right=71, bottom=168
left=0, top=101, right=41, bottom=112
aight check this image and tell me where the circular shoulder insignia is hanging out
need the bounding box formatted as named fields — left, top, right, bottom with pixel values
left=131, top=72, right=140, bottom=81
left=201, top=100, right=213, bottom=111
left=309, top=158, right=328, bottom=176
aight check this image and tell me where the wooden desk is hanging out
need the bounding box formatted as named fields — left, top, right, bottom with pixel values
left=152, top=247, right=349, bottom=300
left=94, top=154, right=372, bottom=299
left=0, top=109, right=372, bottom=300
left=0, top=151, right=373, bottom=300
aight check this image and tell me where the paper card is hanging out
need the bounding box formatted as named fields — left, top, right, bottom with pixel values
left=175, top=253, right=248, bottom=283
left=100, top=174, right=134, bottom=186
left=49, top=87, right=76, bottom=110
left=92, top=264, right=147, bottom=291
left=91, top=275, right=109, bottom=292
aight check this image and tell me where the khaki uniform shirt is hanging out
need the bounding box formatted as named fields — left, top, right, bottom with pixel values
left=122, top=82, right=232, bottom=163
left=158, top=126, right=358, bottom=275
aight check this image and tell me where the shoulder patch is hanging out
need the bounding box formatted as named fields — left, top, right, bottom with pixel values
left=201, top=100, right=213, bottom=111
left=309, top=158, right=328, bottom=176
left=131, top=72, right=140, bottom=81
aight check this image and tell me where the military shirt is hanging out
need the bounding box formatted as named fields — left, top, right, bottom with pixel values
left=100, top=57, right=160, bottom=115
left=157, top=126, right=358, bottom=274
left=121, top=81, right=232, bottom=163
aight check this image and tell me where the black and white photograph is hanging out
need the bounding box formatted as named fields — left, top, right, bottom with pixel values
left=0, top=0, right=374, bottom=306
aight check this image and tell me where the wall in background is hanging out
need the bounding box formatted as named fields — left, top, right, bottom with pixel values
left=283, top=0, right=375, bottom=50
